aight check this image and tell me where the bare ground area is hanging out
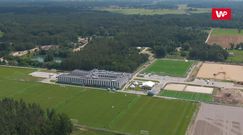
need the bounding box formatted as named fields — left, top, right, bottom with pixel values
left=207, top=35, right=243, bottom=48
left=214, top=88, right=243, bottom=106
left=164, top=83, right=214, bottom=94
left=197, top=63, right=243, bottom=82
left=189, top=103, right=243, bottom=135
left=164, top=83, right=186, bottom=91
left=30, top=71, right=60, bottom=84
left=185, top=86, right=213, bottom=94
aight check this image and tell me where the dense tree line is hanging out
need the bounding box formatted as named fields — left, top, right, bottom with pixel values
left=0, top=98, right=72, bottom=135
left=189, top=44, right=228, bottom=61
left=0, top=1, right=242, bottom=71
left=62, top=38, right=147, bottom=72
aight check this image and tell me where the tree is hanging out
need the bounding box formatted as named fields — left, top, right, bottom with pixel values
left=230, top=43, right=235, bottom=50
left=238, top=28, right=241, bottom=33
left=153, top=46, right=166, bottom=58
left=0, top=98, right=73, bottom=135
left=44, top=54, right=54, bottom=62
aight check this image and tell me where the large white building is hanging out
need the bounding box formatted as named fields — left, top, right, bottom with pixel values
left=57, top=69, right=132, bottom=89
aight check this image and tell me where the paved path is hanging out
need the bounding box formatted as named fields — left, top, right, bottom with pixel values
left=122, top=47, right=155, bottom=91
left=205, top=28, right=213, bottom=43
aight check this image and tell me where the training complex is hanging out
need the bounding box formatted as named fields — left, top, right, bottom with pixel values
left=2, top=56, right=243, bottom=135
left=0, top=66, right=197, bottom=135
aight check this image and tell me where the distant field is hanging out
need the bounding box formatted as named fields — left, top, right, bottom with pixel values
left=101, top=7, right=209, bottom=15
left=143, top=59, right=193, bottom=77
left=212, top=28, right=243, bottom=36
left=102, top=8, right=185, bottom=15
left=226, top=50, right=243, bottom=63
left=207, top=28, right=243, bottom=48
left=160, top=90, right=213, bottom=102
left=0, top=31, right=4, bottom=38
left=0, top=66, right=197, bottom=135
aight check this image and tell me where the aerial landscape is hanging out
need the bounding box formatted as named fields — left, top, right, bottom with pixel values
left=0, top=0, right=243, bottom=135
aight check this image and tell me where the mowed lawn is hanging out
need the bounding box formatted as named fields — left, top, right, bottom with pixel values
left=212, top=28, right=243, bottom=36
left=160, top=90, right=213, bottom=102
left=143, top=59, right=193, bottom=77
left=226, top=50, right=243, bottom=63
left=0, top=66, right=197, bottom=135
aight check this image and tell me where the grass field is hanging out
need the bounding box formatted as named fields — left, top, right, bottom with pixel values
left=72, top=128, right=118, bottom=135
left=160, top=90, right=213, bottom=102
left=226, top=50, right=243, bottom=63
left=212, top=28, right=243, bottom=36
left=101, top=6, right=209, bottom=15
left=143, top=59, right=193, bottom=77
left=0, top=66, right=197, bottom=135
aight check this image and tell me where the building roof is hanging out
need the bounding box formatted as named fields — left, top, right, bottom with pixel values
left=142, top=81, right=155, bottom=88
left=58, top=69, right=131, bottom=81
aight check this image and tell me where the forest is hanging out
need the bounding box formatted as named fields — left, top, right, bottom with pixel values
left=0, top=98, right=72, bottom=135
left=0, top=1, right=242, bottom=72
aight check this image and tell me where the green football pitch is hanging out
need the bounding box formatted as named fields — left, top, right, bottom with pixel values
left=143, top=59, right=194, bottom=77
left=160, top=90, right=213, bottom=102
left=0, top=66, right=197, bottom=135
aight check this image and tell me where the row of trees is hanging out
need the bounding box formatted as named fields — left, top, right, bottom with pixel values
left=0, top=98, right=72, bottom=135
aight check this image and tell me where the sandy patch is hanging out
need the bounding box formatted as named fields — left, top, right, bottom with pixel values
left=164, top=84, right=186, bottom=91
left=185, top=86, right=213, bottom=94
left=30, top=72, right=58, bottom=80
left=197, top=63, right=243, bottom=82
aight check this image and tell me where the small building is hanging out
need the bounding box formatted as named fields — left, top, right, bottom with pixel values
left=57, top=69, right=132, bottom=89
left=142, top=81, right=155, bottom=89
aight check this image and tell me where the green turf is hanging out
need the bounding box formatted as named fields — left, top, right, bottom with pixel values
left=72, top=128, right=117, bottom=135
left=160, top=90, right=213, bottom=102
left=212, top=28, right=243, bottom=36
left=0, top=66, right=197, bottom=135
left=226, top=50, right=243, bottom=63
left=143, top=59, right=193, bottom=77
